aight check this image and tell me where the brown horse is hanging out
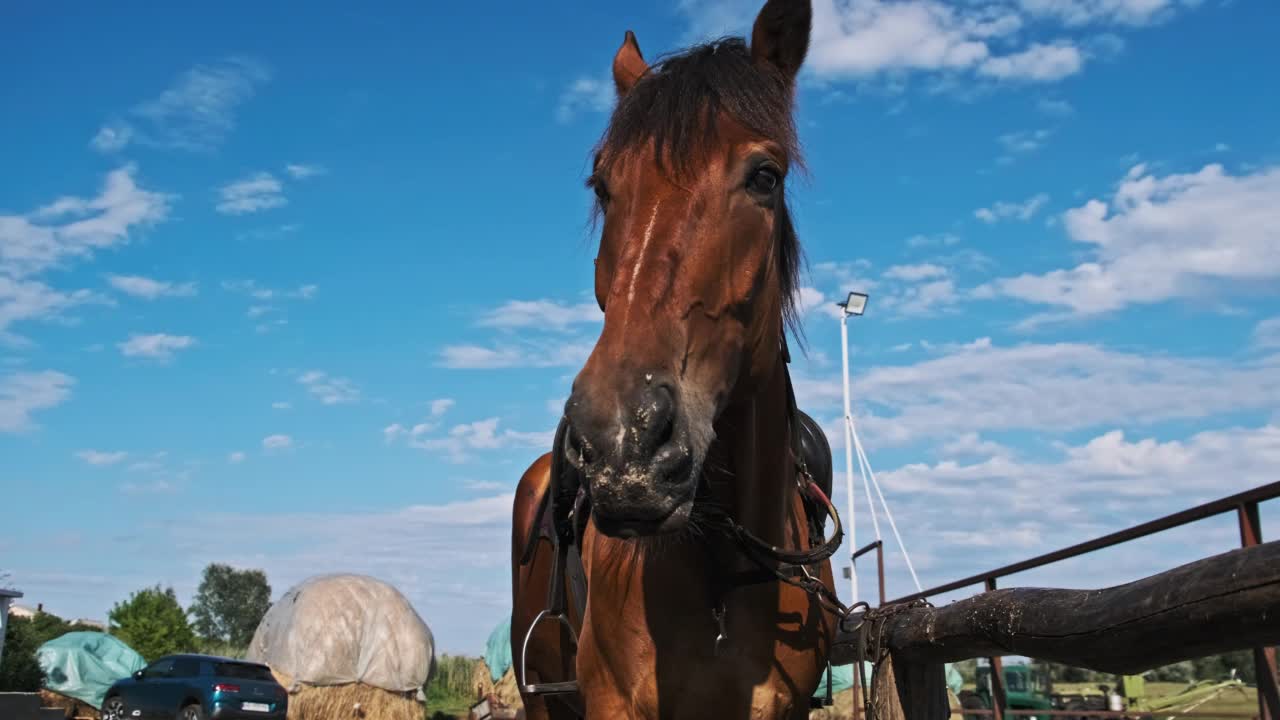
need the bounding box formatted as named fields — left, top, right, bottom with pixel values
left=511, top=1, right=840, bottom=717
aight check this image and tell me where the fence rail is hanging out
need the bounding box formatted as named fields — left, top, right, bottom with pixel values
left=852, top=481, right=1280, bottom=720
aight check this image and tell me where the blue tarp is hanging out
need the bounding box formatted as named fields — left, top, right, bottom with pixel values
left=485, top=616, right=513, bottom=683
left=37, top=632, right=146, bottom=710
left=813, top=662, right=964, bottom=698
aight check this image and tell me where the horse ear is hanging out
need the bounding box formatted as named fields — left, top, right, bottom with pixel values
left=612, top=30, right=648, bottom=96
left=750, top=0, right=812, bottom=81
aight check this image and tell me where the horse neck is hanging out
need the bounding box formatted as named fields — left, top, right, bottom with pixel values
left=708, top=349, right=794, bottom=549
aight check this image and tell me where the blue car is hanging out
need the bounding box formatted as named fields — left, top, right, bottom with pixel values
left=101, top=653, right=288, bottom=720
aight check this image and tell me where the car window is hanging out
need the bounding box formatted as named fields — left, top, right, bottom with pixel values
left=1005, top=672, right=1026, bottom=693
left=171, top=658, right=201, bottom=678
left=145, top=658, right=175, bottom=678
left=215, top=662, right=276, bottom=681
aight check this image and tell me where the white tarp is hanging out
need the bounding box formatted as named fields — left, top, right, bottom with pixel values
left=245, top=573, right=436, bottom=693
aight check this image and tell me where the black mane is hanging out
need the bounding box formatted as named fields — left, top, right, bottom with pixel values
left=592, top=37, right=807, bottom=343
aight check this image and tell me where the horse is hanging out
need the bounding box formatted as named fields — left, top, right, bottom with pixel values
left=510, top=1, right=844, bottom=717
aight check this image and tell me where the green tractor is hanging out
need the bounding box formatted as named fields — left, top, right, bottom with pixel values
left=959, top=664, right=1056, bottom=720
left=960, top=664, right=1249, bottom=720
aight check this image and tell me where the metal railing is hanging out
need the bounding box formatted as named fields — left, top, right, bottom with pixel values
left=872, top=481, right=1280, bottom=720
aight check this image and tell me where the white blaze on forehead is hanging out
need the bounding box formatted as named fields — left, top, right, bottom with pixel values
left=623, top=200, right=662, bottom=329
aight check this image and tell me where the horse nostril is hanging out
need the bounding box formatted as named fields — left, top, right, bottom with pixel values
left=637, top=382, right=677, bottom=453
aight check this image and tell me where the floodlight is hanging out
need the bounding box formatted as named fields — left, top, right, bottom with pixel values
left=837, top=291, right=869, bottom=317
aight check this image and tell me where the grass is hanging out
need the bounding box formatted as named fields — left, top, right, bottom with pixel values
left=424, top=654, right=483, bottom=719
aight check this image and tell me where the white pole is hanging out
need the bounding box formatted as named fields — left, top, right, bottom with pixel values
left=840, top=311, right=858, bottom=604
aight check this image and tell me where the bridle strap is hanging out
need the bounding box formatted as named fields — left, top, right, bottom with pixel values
left=701, top=336, right=853, bottom=620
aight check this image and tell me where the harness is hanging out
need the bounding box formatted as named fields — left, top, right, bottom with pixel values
left=517, top=340, right=859, bottom=714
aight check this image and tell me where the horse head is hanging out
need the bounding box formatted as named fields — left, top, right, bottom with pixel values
left=563, top=0, right=813, bottom=538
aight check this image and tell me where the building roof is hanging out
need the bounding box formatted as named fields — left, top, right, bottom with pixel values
left=0, top=588, right=22, bottom=599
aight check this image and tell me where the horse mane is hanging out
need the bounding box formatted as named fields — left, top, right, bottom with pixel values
left=590, top=37, right=808, bottom=345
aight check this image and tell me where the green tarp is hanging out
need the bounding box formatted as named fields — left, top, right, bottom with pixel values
left=37, top=631, right=146, bottom=710
left=485, top=616, right=513, bottom=683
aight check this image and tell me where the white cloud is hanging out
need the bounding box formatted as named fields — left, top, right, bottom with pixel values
left=556, top=77, right=613, bottom=123
left=228, top=451, right=246, bottom=464
left=1254, top=317, right=1280, bottom=350
left=91, top=57, right=269, bottom=153
left=416, top=418, right=554, bottom=463
left=1036, top=98, right=1075, bottom=116
left=883, top=263, right=948, bottom=281
left=107, top=274, right=197, bottom=299
left=0, top=165, right=171, bottom=280
left=284, top=164, right=326, bottom=180
left=0, top=370, right=74, bottom=432
left=980, top=163, right=1280, bottom=316
left=905, top=233, right=960, bottom=248
left=297, top=370, right=360, bottom=405
left=883, top=424, right=1280, bottom=514
left=262, top=434, right=293, bottom=451
left=679, top=0, right=1091, bottom=85
left=477, top=299, right=602, bottom=331
left=222, top=280, right=316, bottom=301
left=0, top=278, right=106, bottom=347
left=272, top=401, right=291, bottom=410
left=1017, top=0, right=1194, bottom=27
left=76, top=449, right=128, bottom=466
left=797, top=286, right=829, bottom=316
left=974, top=193, right=1050, bottom=223
left=978, top=42, right=1083, bottom=81
left=438, top=340, right=595, bottom=369
left=119, top=479, right=175, bottom=495
left=386, top=415, right=553, bottom=463
left=998, top=128, right=1052, bottom=155
left=431, top=398, right=455, bottom=417
left=795, top=339, right=1280, bottom=447
left=90, top=124, right=132, bottom=152
left=216, top=172, right=286, bottom=215
left=882, top=279, right=959, bottom=316
left=117, top=333, right=196, bottom=361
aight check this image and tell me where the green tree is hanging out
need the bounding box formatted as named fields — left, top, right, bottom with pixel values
left=108, top=585, right=196, bottom=662
left=188, top=563, right=271, bottom=648
left=0, top=616, right=45, bottom=691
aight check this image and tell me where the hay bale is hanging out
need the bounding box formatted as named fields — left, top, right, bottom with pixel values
left=492, top=667, right=523, bottom=710
left=272, top=669, right=422, bottom=720
left=38, top=689, right=100, bottom=719
left=472, top=660, right=496, bottom=700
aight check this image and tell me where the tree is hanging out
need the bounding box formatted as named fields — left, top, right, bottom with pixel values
left=108, top=585, right=196, bottom=662
left=0, top=616, right=44, bottom=691
left=188, top=563, right=271, bottom=648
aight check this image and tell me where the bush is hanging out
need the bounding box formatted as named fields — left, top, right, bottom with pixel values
left=0, top=616, right=45, bottom=691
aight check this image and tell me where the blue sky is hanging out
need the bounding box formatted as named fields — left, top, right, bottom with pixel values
left=3, top=0, right=1279, bottom=655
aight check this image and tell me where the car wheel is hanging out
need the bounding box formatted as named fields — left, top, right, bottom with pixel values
left=102, top=696, right=127, bottom=720
left=179, top=703, right=207, bottom=720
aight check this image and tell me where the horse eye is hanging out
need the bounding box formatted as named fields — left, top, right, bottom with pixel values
left=748, top=167, right=780, bottom=195
left=591, top=178, right=610, bottom=207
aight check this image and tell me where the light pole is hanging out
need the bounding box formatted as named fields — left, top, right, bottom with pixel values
left=836, top=291, right=868, bottom=604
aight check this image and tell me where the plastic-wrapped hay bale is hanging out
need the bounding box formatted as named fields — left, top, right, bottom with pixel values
left=37, top=631, right=146, bottom=711
left=246, top=574, right=436, bottom=720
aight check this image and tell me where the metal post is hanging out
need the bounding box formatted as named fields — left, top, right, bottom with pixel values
left=985, top=577, right=1006, bottom=720
left=876, top=541, right=886, bottom=607
left=1240, top=502, right=1279, bottom=720
left=840, top=311, right=858, bottom=605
